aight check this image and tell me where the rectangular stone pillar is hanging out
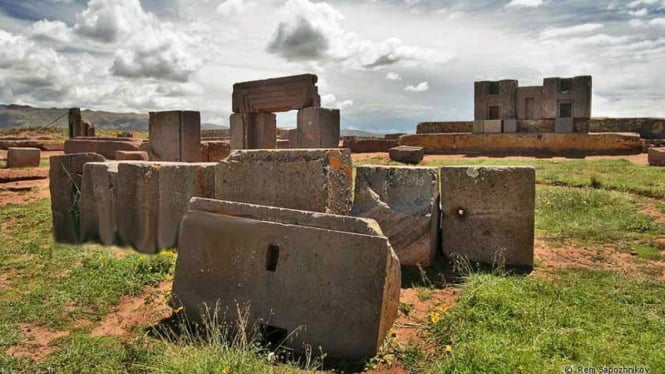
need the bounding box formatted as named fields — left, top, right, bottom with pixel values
left=68, top=108, right=82, bottom=138
left=148, top=111, right=201, bottom=161
left=79, top=162, right=119, bottom=246
left=229, top=113, right=277, bottom=150
left=297, top=107, right=340, bottom=148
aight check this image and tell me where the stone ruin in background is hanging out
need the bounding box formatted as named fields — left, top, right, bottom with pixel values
left=47, top=73, right=537, bottom=360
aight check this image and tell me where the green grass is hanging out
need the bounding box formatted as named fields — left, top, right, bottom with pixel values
left=426, top=270, right=665, bottom=373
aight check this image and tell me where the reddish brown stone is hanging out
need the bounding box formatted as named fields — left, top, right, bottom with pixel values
left=115, top=151, right=149, bottom=161
left=232, top=74, right=320, bottom=113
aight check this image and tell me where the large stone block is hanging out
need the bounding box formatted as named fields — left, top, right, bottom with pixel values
left=417, top=122, right=473, bottom=134
left=79, top=162, right=119, bottom=245
left=116, top=162, right=217, bottom=253
left=388, top=146, right=424, bottom=165
left=64, top=137, right=143, bottom=159
left=50, top=153, right=106, bottom=244
left=483, top=120, right=503, bottom=133
left=440, top=166, right=535, bottom=268
left=230, top=113, right=277, bottom=150
left=472, top=120, right=484, bottom=134
left=649, top=148, right=665, bottom=166
left=148, top=111, right=202, bottom=161
left=340, top=137, right=398, bottom=153
left=503, top=119, right=517, bottom=133
left=216, top=149, right=353, bottom=215
left=232, top=74, right=320, bottom=113
left=172, top=198, right=400, bottom=360
left=200, top=141, right=231, bottom=162
left=296, top=107, right=340, bottom=148
left=68, top=108, right=82, bottom=138
left=7, top=147, right=40, bottom=168
left=555, top=118, right=574, bottom=133
left=352, top=166, right=440, bottom=267
left=287, top=129, right=299, bottom=148
left=115, top=151, right=149, bottom=161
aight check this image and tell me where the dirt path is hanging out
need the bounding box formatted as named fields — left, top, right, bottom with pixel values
left=5, top=324, right=70, bottom=361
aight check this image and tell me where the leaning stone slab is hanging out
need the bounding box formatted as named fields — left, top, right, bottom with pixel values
left=116, top=162, right=216, bottom=253
left=216, top=149, right=353, bottom=215
left=440, top=166, right=535, bottom=269
left=7, top=147, right=40, bottom=168
left=297, top=107, right=340, bottom=148
left=172, top=198, right=400, bottom=360
left=50, top=153, right=106, bottom=244
left=232, top=74, right=320, bottom=113
left=649, top=147, right=665, bottom=166
left=388, top=146, right=424, bottom=164
left=352, top=166, right=440, bottom=267
left=148, top=111, right=201, bottom=162
left=79, top=162, right=119, bottom=245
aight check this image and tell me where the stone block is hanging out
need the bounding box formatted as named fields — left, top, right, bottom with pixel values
left=352, top=166, right=440, bottom=267
left=503, top=119, right=517, bottom=133
left=483, top=120, right=502, bottom=133
left=68, top=108, right=82, bottom=138
left=232, top=74, right=320, bottom=113
left=296, top=107, right=340, bottom=148
left=287, top=129, right=299, bottom=148
left=473, top=120, right=484, bottom=134
left=116, top=162, right=216, bottom=253
left=649, top=147, right=665, bottom=166
left=418, top=122, right=473, bottom=134
left=230, top=113, right=277, bottom=150
left=440, top=167, right=535, bottom=268
left=6, top=147, right=40, bottom=168
left=201, top=141, right=230, bottom=162
left=216, top=149, right=353, bottom=215
left=115, top=151, right=149, bottom=161
left=388, top=146, right=424, bottom=164
left=79, top=162, right=119, bottom=245
left=65, top=137, right=143, bottom=159
left=340, top=137, right=398, bottom=153
left=555, top=118, right=574, bottom=133
left=50, top=153, right=106, bottom=244
left=148, top=111, right=202, bottom=161
left=276, top=139, right=290, bottom=149
left=172, top=198, right=400, bottom=360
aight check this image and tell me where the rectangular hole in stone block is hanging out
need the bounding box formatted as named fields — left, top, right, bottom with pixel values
left=559, top=103, right=572, bottom=118
left=266, top=244, right=280, bottom=272
left=488, top=82, right=499, bottom=95
left=488, top=105, right=500, bottom=120
left=260, top=324, right=288, bottom=347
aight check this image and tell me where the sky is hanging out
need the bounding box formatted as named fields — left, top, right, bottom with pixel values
left=0, top=0, right=664, bottom=133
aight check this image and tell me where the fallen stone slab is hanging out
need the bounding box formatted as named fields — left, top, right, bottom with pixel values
left=341, top=137, right=398, bottom=153
left=172, top=198, right=400, bottom=360
left=64, top=137, right=143, bottom=159
left=232, top=74, right=320, bottom=113
left=115, top=151, right=149, bottom=161
left=7, top=147, right=40, bottom=168
left=148, top=111, right=202, bottom=162
left=216, top=149, right=353, bottom=215
left=50, top=153, right=106, bottom=244
left=79, top=162, right=119, bottom=245
left=388, top=146, right=424, bottom=164
left=116, top=162, right=216, bottom=253
left=440, top=166, right=535, bottom=269
left=648, top=147, right=665, bottom=166
left=399, top=132, right=643, bottom=156
left=352, top=166, right=440, bottom=267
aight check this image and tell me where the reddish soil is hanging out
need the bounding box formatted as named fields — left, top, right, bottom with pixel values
left=641, top=204, right=665, bottom=225
left=90, top=282, right=172, bottom=339
left=0, top=178, right=50, bottom=206
left=5, top=324, right=70, bottom=361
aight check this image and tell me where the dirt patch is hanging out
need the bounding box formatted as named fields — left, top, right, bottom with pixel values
left=641, top=204, right=665, bottom=225
left=0, top=178, right=50, bottom=206
left=0, top=167, right=49, bottom=183
left=90, top=282, right=172, bottom=339
left=0, top=269, right=16, bottom=289
left=5, top=324, right=70, bottom=361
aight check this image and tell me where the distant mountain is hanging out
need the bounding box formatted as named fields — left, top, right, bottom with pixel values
left=0, top=104, right=148, bottom=131
left=340, top=129, right=384, bottom=137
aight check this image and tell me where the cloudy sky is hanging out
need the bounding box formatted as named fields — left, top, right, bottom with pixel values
left=0, top=0, right=664, bottom=132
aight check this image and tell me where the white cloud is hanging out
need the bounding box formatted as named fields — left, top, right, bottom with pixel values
left=404, top=81, right=429, bottom=92
left=321, top=94, right=353, bottom=110
left=386, top=72, right=402, bottom=80
left=506, top=0, right=544, bottom=8
left=540, top=23, right=604, bottom=39
left=74, top=0, right=150, bottom=43
left=29, top=20, right=73, bottom=44
left=216, top=0, right=256, bottom=18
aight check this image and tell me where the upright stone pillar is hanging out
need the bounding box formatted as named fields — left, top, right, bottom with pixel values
left=229, top=113, right=277, bottom=150
left=68, top=108, right=82, bottom=138
left=148, top=111, right=201, bottom=161
left=297, top=107, right=340, bottom=148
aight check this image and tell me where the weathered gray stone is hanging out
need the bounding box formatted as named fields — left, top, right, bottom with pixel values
left=555, top=118, right=574, bottom=133
left=230, top=113, right=277, bottom=150
left=649, top=147, right=665, bottom=166
left=503, top=119, right=518, bottom=133
left=232, top=74, right=320, bottom=113
left=80, top=162, right=119, bottom=245
left=115, top=151, right=149, bottom=160
left=216, top=149, right=353, bottom=215
left=68, top=108, right=82, bottom=138
left=200, top=141, right=231, bottom=162
left=440, top=166, right=535, bottom=268
left=483, top=120, right=502, bottom=133
left=148, top=111, right=201, bottom=161
left=388, top=146, right=424, bottom=164
left=287, top=129, right=299, bottom=148
left=172, top=198, right=400, bottom=360
left=7, top=147, right=40, bottom=168
left=50, top=153, right=106, bottom=244
left=116, top=162, right=216, bottom=253
left=352, top=166, right=440, bottom=267
left=297, top=107, right=340, bottom=148
left=473, top=120, right=484, bottom=134
left=65, top=137, right=143, bottom=159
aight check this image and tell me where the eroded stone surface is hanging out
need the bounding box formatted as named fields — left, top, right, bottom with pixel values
left=232, top=74, right=320, bottom=113
left=172, top=198, right=400, bottom=360
left=388, top=146, right=424, bottom=164
left=64, top=138, right=143, bottom=160
left=148, top=111, right=201, bottom=162
left=649, top=147, right=665, bottom=166
left=297, top=107, right=340, bottom=148
left=80, top=162, right=119, bottom=245
left=7, top=147, right=40, bottom=168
